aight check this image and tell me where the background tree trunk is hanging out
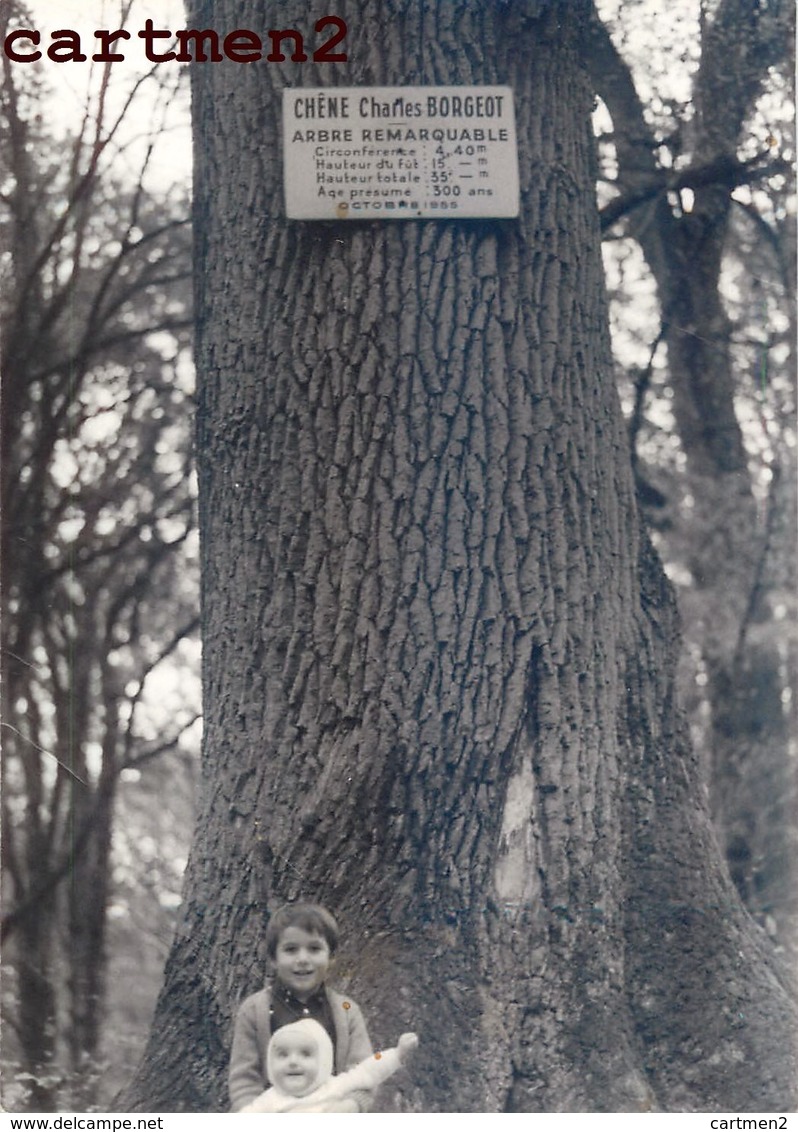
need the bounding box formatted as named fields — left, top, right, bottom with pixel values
left=0, top=23, right=195, bottom=1105
left=587, top=0, right=796, bottom=936
left=124, top=0, right=796, bottom=1112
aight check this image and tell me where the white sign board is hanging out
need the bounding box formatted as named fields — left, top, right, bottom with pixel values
left=283, top=86, right=519, bottom=220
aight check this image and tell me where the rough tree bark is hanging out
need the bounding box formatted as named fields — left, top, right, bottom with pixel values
left=123, top=0, right=796, bottom=1112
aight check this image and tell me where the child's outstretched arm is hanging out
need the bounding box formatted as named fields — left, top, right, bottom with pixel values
left=396, top=1033, right=419, bottom=1064
left=288, top=1033, right=419, bottom=1112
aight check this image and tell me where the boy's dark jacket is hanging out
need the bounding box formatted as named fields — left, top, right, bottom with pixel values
left=228, top=983, right=373, bottom=1112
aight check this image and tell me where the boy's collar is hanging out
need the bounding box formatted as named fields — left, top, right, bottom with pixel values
left=272, top=978, right=327, bottom=1007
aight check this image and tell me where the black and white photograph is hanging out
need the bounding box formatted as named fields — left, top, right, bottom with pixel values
left=1, top=0, right=795, bottom=1118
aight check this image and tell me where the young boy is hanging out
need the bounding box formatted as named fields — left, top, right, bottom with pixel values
left=228, top=903, right=375, bottom=1113
left=239, top=1019, right=418, bottom=1112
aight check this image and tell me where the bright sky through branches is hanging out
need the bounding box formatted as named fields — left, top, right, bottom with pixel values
left=24, top=0, right=192, bottom=191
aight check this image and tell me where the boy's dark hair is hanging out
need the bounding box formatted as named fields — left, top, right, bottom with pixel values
left=265, top=902, right=339, bottom=959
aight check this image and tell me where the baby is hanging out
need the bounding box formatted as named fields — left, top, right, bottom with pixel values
left=240, top=1019, right=418, bottom=1113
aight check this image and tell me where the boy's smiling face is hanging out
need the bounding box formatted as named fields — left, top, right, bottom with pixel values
left=274, top=925, right=331, bottom=1000
left=269, top=1029, right=320, bottom=1097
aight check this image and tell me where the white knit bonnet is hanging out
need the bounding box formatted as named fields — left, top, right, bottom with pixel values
left=267, top=1018, right=334, bottom=1095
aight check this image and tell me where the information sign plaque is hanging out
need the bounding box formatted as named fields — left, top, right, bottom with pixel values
left=283, top=86, right=520, bottom=220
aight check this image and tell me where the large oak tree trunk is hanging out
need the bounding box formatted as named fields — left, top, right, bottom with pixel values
left=123, top=0, right=796, bottom=1112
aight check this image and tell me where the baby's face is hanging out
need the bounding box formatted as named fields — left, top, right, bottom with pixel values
left=270, top=1031, right=320, bottom=1097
